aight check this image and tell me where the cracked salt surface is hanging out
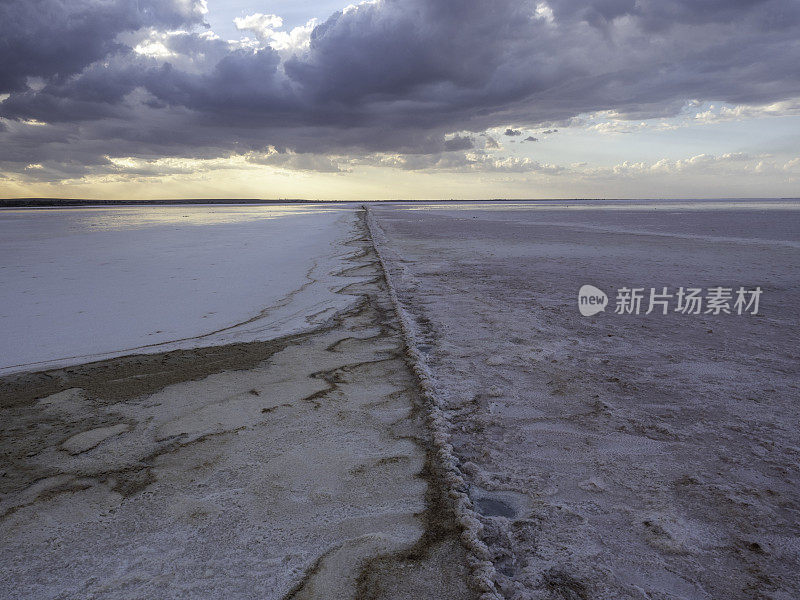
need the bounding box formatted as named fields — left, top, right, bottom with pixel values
left=369, top=200, right=800, bottom=600
left=0, top=211, right=474, bottom=599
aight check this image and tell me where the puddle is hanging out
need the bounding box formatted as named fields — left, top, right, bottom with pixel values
left=475, top=497, right=517, bottom=518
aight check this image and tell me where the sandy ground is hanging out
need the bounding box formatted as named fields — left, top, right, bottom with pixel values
left=369, top=202, right=800, bottom=600
left=0, top=212, right=475, bottom=600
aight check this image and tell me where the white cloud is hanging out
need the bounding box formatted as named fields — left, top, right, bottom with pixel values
left=695, top=100, right=800, bottom=123
left=586, top=120, right=647, bottom=134
left=351, top=150, right=563, bottom=174
left=269, top=19, right=320, bottom=52
left=593, top=152, right=776, bottom=178
left=134, top=38, right=177, bottom=58
left=233, top=13, right=283, bottom=39
left=232, top=13, right=318, bottom=52
left=534, top=2, right=555, bottom=24
left=343, top=1, right=381, bottom=16
left=175, top=0, right=208, bottom=17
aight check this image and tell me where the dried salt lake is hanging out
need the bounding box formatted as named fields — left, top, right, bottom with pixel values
left=370, top=199, right=800, bottom=599
left=2, top=199, right=798, bottom=599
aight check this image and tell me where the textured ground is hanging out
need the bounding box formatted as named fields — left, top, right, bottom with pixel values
left=369, top=202, right=800, bottom=600
left=4, top=200, right=798, bottom=600
left=0, top=213, right=475, bottom=600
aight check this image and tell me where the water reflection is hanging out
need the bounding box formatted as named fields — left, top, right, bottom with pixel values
left=83, top=204, right=357, bottom=230
left=0, top=203, right=355, bottom=231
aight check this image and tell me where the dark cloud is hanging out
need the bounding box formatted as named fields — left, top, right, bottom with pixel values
left=0, top=0, right=206, bottom=93
left=541, top=129, right=559, bottom=135
left=524, top=136, right=538, bottom=142
left=551, top=0, right=800, bottom=32
left=1, top=0, right=799, bottom=178
left=444, top=135, right=474, bottom=151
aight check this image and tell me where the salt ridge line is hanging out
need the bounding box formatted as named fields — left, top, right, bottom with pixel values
left=364, top=206, right=503, bottom=600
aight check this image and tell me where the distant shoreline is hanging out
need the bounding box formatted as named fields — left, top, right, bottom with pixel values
left=0, top=198, right=322, bottom=207
left=1, top=197, right=796, bottom=208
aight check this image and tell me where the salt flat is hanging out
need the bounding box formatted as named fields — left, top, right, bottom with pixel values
left=369, top=200, right=800, bottom=600
left=0, top=205, right=360, bottom=374
left=0, top=209, right=474, bottom=600
left=3, top=200, right=799, bottom=599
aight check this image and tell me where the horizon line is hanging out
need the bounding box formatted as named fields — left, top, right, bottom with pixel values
left=2, top=197, right=799, bottom=208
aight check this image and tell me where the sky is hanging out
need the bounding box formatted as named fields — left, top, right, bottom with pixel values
left=0, top=0, right=799, bottom=200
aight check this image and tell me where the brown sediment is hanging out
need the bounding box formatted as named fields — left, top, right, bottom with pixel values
left=0, top=295, right=369, bottom=504
left=0, top=335, right=295, bottom=409
left=353, top=443, right=476, bottom=600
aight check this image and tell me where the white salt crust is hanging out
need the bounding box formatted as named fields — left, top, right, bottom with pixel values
left=366, top=206, right=503, bottom=600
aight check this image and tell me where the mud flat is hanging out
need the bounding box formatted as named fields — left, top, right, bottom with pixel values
left=368, top=201, right=800, bottom=600
left=0, top=212, right=475, bottom=599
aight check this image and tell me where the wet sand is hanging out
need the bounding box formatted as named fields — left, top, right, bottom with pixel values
left=0, top=212, right=476, bottom=599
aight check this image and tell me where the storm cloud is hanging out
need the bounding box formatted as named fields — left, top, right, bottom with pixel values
left=0, top=0, right=206, bottom=93
left=1, top=0, right=799, bottom=179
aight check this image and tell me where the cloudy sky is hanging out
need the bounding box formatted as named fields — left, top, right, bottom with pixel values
left=1, top=0, right=799, bottom=199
